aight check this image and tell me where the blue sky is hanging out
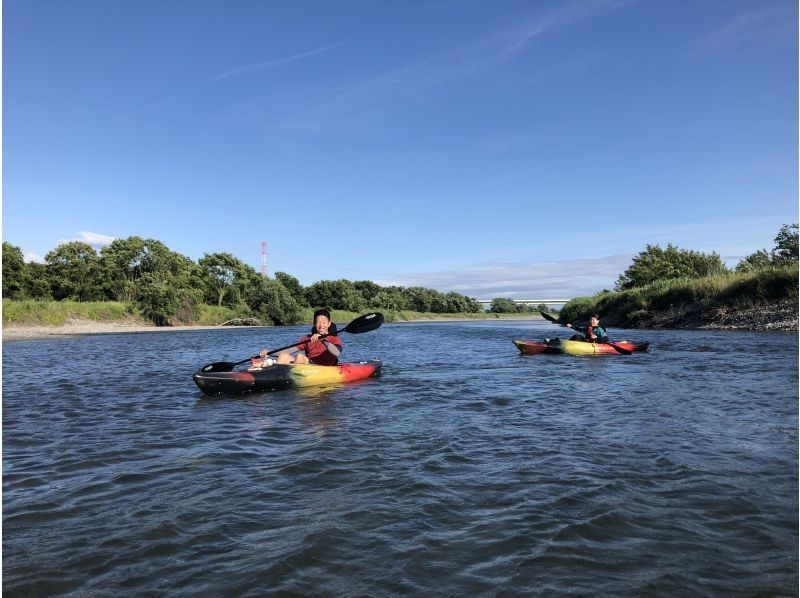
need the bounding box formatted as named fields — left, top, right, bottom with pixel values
left=4, top=0, right=797, bottom=299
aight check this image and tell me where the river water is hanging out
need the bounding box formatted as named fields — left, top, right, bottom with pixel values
left=3, top=320, right=798, bottom=595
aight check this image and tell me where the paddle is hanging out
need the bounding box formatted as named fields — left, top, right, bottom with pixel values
left=538, top=310, right=632, bottom=355
left=199, top=312, right=384, bottom=373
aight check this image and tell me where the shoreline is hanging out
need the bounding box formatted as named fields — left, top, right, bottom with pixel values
left=2, top=315, right=545, bottom=341
left=3, top=308, right=796, bottom=341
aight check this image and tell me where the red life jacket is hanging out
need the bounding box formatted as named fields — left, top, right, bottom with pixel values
left=296, top=335, right=342, bottom=366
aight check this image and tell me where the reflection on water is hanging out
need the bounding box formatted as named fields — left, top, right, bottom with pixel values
left=3, top=322, right=798, bottom=595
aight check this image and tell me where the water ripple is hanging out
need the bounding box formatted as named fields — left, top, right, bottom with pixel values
left=3, top=323, right=797, bottom=594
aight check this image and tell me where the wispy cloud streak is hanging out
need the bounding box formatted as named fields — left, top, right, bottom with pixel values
left=377, top=254, right=635, bottom=299
left=213, top=43, right=341, bottom=82
left=269, top=0, right=634, bottom=131
left=55, top=231, right=116, bottom=249
left=689, top=6, right=793, bottom=54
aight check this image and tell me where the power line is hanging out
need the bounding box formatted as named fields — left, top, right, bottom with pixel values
left=268, top=248, right=404, bottom=278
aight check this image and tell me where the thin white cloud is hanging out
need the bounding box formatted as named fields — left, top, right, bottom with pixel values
left=76, top=231, right=116, bottom=247
left=377, top=254, right=634, bottom=300
left=24, top=252, right=44, bottom=264
left=689, top=7, right=793, bottom=54
left=268, top=0, right=634, bottom=132
left=212, top=43, right=342, bottom=82
left=55, top=231, right=117, bottom=249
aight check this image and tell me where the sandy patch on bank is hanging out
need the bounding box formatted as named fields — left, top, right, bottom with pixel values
left=2, top=320, right=256, bottom=341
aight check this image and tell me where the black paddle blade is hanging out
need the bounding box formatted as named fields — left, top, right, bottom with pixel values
left=606, top=342, right=632, bottom=355
left=539, top=310, right=559, bottom=323
left=342, top=312, right=384, bottom=334
left=199, top=353, right=261, bottom=373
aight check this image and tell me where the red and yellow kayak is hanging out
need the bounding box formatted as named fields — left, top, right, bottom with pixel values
left=193, top=360, right=382, bottom=395
left=514, top=339, right=650, bottom=356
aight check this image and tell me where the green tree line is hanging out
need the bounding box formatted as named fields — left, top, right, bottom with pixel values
left=559, top=223, right=798, bottom=324
left=2, top=236, right=484, bottom=325
left=613, top=223, right=798, bottom=291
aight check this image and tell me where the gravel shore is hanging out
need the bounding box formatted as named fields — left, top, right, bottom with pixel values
left=629, top=298, right=798, bottom=331
left=2, top=321, right=235, bottom=341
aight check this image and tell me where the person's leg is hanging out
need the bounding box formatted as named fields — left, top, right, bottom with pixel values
left=293, top=353, right=310, bottom=364
left=276, top=352, right=294, bottom=364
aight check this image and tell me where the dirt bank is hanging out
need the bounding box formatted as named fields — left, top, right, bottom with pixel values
left=630, top=298, right=798, bottom=331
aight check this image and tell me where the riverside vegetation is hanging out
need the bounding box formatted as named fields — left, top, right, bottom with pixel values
left=559, top=224, right=799, bottom=331
left=2, top=237, right=539, bottom=328
left=3, top=225, right=796, bottom=331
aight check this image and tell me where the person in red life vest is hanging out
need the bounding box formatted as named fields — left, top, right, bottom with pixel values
left=259, top=308, right=342, bottom=366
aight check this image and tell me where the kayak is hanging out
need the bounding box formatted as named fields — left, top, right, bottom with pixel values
left=513, top=339, right=564, bottom=355
left=193, top=360, right=382, bottom=395
left=514, top=338, right=650, bottom=356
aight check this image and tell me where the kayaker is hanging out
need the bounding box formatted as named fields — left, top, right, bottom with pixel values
left=566, top=314, right=609, bottom=343
left=259, top=308, right=342, bottom=366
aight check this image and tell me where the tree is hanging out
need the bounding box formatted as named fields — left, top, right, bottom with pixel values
left=772, top=223, right=798, bottom=265
left=244, top=277, right=304, bottom=325
left=2, top=242, right=26, bottom=298
left=402, top=287, right=436, bottom=312
left=445, top=292, right=482, bottom=313
left=353, top=280, right=382, bottom=305
left=615, top=244, right=728, bottom=290
left=372, top=289, right=410, bottom=311
left=490, top=298, right=519, bottom=313
left=99, top=236, right=148, bottom=301
left=736, top=223, right=799, bottom=272
left=198, top=252, right=251, bottom=306
left=45, top=242, right=104, bottom=301
left=99, top=238, right=204, bottom=324
left=22, top=262, right=52, bottom=299
left=735, top=249, right=772, bottom=273
left=135, top=273, right=202, bottom=326
left=274, top=271, right=308, bottom=306
left=305, top=279, right=366, bottom=312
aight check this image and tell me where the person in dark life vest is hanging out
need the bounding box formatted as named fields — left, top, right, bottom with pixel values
left=259, top=308, right=343, bottom=366
left=566, top=314, right=609, bottom=343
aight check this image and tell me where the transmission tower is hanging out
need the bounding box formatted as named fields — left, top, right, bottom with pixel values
left=260, top=241, right=268, bottom=277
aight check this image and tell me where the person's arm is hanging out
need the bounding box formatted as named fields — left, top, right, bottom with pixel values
left=322, top=339, right=341, bottom=357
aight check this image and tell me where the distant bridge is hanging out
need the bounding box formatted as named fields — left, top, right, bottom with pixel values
left=475, top=299, right=570, bottom=306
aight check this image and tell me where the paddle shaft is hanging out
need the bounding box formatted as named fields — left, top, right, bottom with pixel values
left=231, top=334, right=334, bottom=368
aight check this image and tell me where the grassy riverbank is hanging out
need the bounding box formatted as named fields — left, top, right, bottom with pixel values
left=559, top=266, right=798, bottom=330
left=2, top=299, right=539, bottom=329
left=3, top=299, right=144, bottom=326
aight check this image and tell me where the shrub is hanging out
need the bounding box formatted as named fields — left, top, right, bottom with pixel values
left=616, top=244, right=728, bottom=290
